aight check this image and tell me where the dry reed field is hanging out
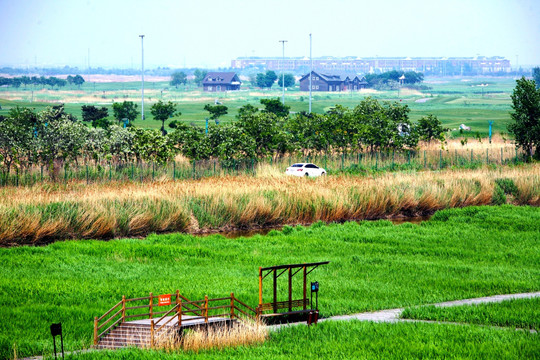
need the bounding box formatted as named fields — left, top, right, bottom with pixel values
left=0, top=164, right=538, bottom=246
left=152, top=321, right=268, bottom=353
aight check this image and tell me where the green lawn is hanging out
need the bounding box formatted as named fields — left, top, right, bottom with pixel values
left=54, top=321, right=539, bottom=360
left=0, top=205, right=539, bottom=358
left=401, top=297, right=540, bottom=330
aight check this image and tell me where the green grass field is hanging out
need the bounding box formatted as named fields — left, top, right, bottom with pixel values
left=0, top=76, right=517, bottom=135
left=58, top=321, right=539, bottom=360
left=1, top=205, right=539, bottom=359
left=401, top=297, right=540, bottom=330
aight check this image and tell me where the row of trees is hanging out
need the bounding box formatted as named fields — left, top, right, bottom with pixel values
left=0, top=98, right=447, bottom=176
left=364, top=71, right=424, bottom=88
left=0, top=105, right=177, bottom=177
left=0, top=75, right=85, bottom=89
left=253, top=71, right=295, bottom=89
left=170, top=70, right=208, bottom=88
left=171, top=97, right=446, bottom=161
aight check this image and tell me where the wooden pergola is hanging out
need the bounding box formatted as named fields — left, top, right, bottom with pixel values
left=257, top=261, right=329, bottom=316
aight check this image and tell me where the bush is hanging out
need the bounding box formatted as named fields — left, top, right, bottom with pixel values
left=494, top=178, right=520, bottom=197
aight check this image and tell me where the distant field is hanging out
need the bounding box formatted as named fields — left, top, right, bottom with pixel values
left=0, top=76, right=517, bottom=136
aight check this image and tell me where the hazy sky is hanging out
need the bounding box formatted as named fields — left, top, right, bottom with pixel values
left=1, top=0, right=539, bottom=69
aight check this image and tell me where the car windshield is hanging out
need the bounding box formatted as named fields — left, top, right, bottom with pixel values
left=291, top=164, right=304, bottom=167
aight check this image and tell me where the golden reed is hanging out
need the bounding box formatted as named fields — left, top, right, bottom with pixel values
left=0, top=164, right=538, bottom=246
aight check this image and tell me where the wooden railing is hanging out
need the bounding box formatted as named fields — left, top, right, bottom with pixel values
left=257, top=298, right=310, bottom=316
left=94, top=291, right=257, bottom=347
left=94, top=290, right=197, bottom=345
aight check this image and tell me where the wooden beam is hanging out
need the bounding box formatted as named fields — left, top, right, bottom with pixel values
left=260, top=261, right=329, bottom=272
left=276, top=268, right=288, bottom=279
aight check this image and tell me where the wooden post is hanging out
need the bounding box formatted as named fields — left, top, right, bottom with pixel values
left=258, top=267, right=263, bottom=312
left=150, top=319, right=155, bottom=348
left=121, top=295, right=126, bottom=322
left=204, top=295, right=209, bottom=323
left=230, top=292, right=235, bottom=319
left=149, top=292, right=153, bottom=319
left=178, top=300, right=182, bottom=327
left=303, top=266, right=307, bottom=310
left=93, top=317, right=98, bottom=346
left=288, top=267, right=292, bottom=312
left=273, top=269, right=277, bottom=313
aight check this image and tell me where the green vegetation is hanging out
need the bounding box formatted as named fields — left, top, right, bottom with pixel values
left=1, top=205, right=539, bottom=358
left=0, top=76, right=517, bottom=136
left=56, top=321, right=539, bottom=360
left=508, top=77, right=540, bottom=159
left=402, top=298, right=540, bottom=330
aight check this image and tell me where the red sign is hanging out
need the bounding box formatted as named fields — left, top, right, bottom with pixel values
left=158, top=294, right=171, bottom=306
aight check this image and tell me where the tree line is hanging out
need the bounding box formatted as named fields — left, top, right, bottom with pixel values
left=0, top=97, right=449, bottom=177
left=0, top=75, right=85, bottom=89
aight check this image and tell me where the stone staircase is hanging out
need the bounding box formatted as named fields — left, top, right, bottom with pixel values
left=97, top=323, right=176, bottom=349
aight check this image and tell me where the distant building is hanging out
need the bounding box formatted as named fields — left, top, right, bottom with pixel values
left=299, top=71, right=368, bottom=92
left=202, top=72, right=241, bottom=92
left=231, top=56, right=511, bottom=75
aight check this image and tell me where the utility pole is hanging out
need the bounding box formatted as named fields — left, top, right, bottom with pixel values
left=309, top=33, right=312, bottom=114
left=139, top=35, right=145, bottom=120
left=279, top=40, right=288, bottom=105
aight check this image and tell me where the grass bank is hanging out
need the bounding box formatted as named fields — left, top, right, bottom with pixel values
left=1, top=205, right=539, bottom=358
left=402, top=297, right=540, bottom=330
left=1, top=165, right=539, bottom=246
left=53, top=321, right=539, bottom=360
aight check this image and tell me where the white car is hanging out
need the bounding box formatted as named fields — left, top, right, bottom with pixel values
left=285, top=163, right=327, bottom=177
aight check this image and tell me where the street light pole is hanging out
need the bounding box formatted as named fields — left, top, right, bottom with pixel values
left=279, top=40, right=288, bottom=105
left=139, top=34, right=145, bottom=120
left=309, top=33, right=312, bottom=114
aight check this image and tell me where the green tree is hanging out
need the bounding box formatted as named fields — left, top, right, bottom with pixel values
left=107, top=125, right=134, bottom=163
left=255, top=71, right=278, bottom=89
left=169, top=125, right=210, bottom=160
left=129, top=128, right=176, bottom=164
left=415, top=114, right=446, bottom=143
left=73, top=75, right=85, bottom=88
left=204, top=104, right=228, bottom=122
left=194, top=69, right=207, bottom=86
left=84, top=127, right=110, bottom=164
left=508, top=77, right=540, bottom=159
left=34, top=106, right=88, bottom=177
left=0, top=107, right=37, bottom=175
left=170, top=71, right=187, bottom=88
left=237, top=104, right=259, bottom=119
left=81, top=105, right=110, bottom=129
left=260, top=98, right=290, bottom=117
left=277, top=74, right=295, bottom=88
left=236, top=111, right=291, bottom=157
left=533, top=67, right=540, bottom=89
left=151, top=100, right=179, bottom=135
left=112, top=101, right=138, bottom=126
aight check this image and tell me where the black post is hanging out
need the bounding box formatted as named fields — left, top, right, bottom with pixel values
left=53, top=335, right=57, bottom=359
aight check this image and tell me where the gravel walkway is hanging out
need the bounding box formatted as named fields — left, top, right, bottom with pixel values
left=270, top=291, right=540, bottom=329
